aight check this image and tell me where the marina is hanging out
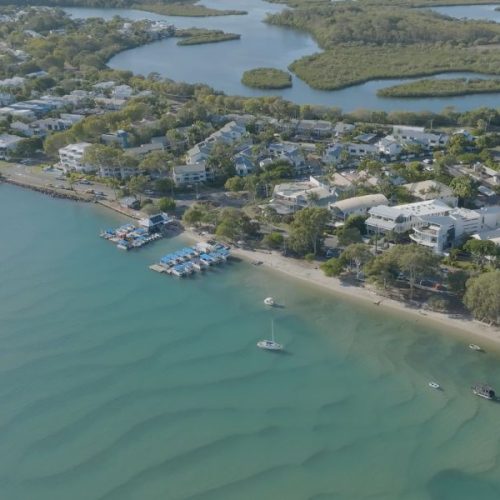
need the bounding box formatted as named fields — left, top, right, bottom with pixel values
left=151, top=241, right=231, bottom=277
left=100, top=213, right=173, bottom=250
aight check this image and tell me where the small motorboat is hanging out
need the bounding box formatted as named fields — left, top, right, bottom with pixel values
left=257, top=320, right=283, bottom=351
left=264, top=297, right=275, bottom=306
left=472, top=383, right=496, bottom=400
left=469, top=344, right=482, bottom=352
left=428, top=381, right=441, bottom=390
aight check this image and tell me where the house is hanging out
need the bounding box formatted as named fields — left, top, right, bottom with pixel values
left=58, top=142, right=94, bottom=173
left=10, top=121, right=37, bottom=137
left=101, top=130, right=129, bottom=148
left=126, top=142, right=164, bottom=158
left=139, top=213, right=173, bottom=233
left=323, top=144, right=345, bottom=165
left=281, top=119, right=333, bottom=139
left=334, top=122, right=355, bottom=137
left=186, top=142, right=212, bottom=164
left=377, top=135, right=402, bottom=157
left=366, top=199, right=452, bottom=234
left=185, top=121, right=248, bottom=165
left=480, top=165, right=500, bottom=187
left=172, top=162, right=211, bottom=186
left=329, top=194, right=389, bottom=220
left=268, top=142, right=305, bottom=169
left=0, top=76, right=25, bottom=88
left=0, top=134, right=23, bottom=159
left=403, top=180, right=457, bottom=206
left=0, top=107, right=36, bottom=121
left=345, top=142, right=378, bottom=157
left=0, top=92, right=14, bottom=106
left=99, top=163, right=138, bottom=179
left=234, top=155, right=254, bottom=176
left=92, top=80, right=116, bottom=91
left=112, top=85, right=133, bottom=100
left=410, top=206, right=500, bottom=254
left=392, top=125, right=449, bottom=148
left=119, top=197, right=140, bottom=210
left=94, top=97, right=127, bottom=110
left=271, top=176, right=336, bottom=214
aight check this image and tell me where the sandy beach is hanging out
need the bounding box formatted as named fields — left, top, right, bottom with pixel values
left=223, top=244, right=500, bottom=349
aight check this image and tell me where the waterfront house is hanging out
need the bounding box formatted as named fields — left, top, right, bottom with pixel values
left=366, top=199, right=452, bottom=234
left=271, top=177, right=336, bottom=213
left=410, top=206, right=500, bottom=254
left=173, top=162, right=212, bottom=186
left=334, top=122, right=355, bottom=137
left=392, top=125, right=449, bottom=148
left=58, top=142, right=94, bottom=173
left=330, top=194, right=389, bottom=220
left=139, top=213, right=173, bottom=233
left=99, top=162, right=138, bottom=179
left=119, top=197, right=140, bottom=210
left=0, top=133, right=23, bottom=159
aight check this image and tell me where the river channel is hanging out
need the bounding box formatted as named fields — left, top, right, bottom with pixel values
left=65, top=1, right=500, bottom=112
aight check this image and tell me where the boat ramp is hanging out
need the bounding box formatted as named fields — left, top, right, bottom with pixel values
left=150, top=242, right=231, bottom=277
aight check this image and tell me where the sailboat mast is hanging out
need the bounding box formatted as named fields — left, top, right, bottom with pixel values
left=271, top=319, right=274, bottom=342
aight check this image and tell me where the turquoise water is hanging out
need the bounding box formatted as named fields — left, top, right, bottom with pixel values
left=65, top=0, right=500, bottom=112
left=1, top=183, right=500, bottom=500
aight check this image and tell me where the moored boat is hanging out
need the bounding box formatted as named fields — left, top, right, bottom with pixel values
left=257, top=320, right=283, bottom=351
left=469, top=344, right=482, bottom=352
left=264, top=297, right=275, bottom=306
left=472, top=383, right=496, bottom=400
left=428, top=381, right=440, bottom=390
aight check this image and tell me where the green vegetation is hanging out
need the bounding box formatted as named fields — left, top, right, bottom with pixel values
left=289, top=45, right=500, bottom=91
left=288, top=207, right=330, bottom=256
left=241, top=68, right=292, bottom=89
left=464, top=270, right=500, bottom=325
left=136, top=2, right=246, bottom=17
left=266, top=2, right=500, bottom=90
left=158, top=197, right=176, bottom=211
left=176, top=29, right=240, bottom=46
left=0, top=0, right=246, bottom=17
left=378, top=78, right=500, bottom=98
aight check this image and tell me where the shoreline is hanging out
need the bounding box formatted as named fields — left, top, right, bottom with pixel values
left=227, top=245, right=500, bottom=349
left=3, top=179, right=500, bottom=350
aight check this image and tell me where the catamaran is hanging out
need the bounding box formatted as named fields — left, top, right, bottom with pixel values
left=257, top=320, right=283, bottom=351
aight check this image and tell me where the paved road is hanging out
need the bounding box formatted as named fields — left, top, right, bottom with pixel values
left=0, top=163, right=116, bottom=200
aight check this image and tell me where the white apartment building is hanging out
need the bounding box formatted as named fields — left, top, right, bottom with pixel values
left=410, top=206, right=500, bottom=254
left=98, top=164, right=138, bottom=179
left=366, top=199, right=452, bottom=234
left=330, top=194, right=389, bottom=220
left=172, top=162, right=212, bottom=186
left=58, top=142, right=93, bottom=173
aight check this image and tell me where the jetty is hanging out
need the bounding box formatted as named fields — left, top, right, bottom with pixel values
left=100, top=213, right=173, bottom=250
left=151, top=241, right=231, bottom=278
